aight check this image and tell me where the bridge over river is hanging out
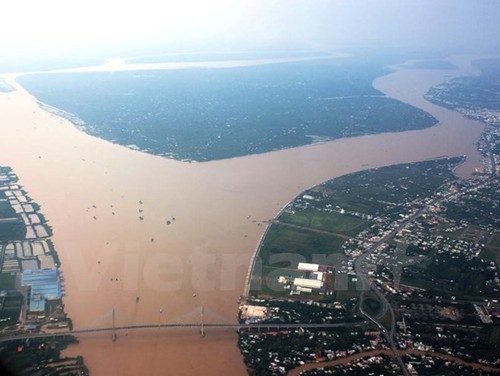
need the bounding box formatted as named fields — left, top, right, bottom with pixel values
left=0, top=306, right=362, bottom=343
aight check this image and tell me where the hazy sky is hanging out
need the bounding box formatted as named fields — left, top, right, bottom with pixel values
left=1, top=0, right=499, bottom=54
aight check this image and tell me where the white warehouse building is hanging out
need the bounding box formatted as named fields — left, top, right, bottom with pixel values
left=293, top=277, right=323, bottom=290
left=297, top=262, right=319, bottom=272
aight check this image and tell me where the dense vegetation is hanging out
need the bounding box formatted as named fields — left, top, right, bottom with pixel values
left=18, top=55, right=437, bottom=161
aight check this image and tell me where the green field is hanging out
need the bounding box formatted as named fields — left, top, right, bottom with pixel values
left=258, top=223, right=345, bottom=266
left=484, top=232, right=500, bottom=264
left=279, top=210, right=368, bottom=236
left=332, top=274, right=364, bottom=301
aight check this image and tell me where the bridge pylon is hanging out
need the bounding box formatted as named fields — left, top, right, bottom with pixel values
left=111, top=308, right=117, bottom=342
left=200, top=305, right=205, bottom=338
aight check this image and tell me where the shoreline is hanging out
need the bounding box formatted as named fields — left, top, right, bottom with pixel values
left=3, top=53, right=348, bottom=77
left=0, top=55, right=491, bottom=375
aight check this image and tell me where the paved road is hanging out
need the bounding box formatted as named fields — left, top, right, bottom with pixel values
left=352, top=180, right=485, bottom=376
left=353, top=210, right=430, bottom=376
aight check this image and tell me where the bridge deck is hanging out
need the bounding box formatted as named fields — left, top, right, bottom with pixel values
left=0, top=322, right=362, bottom=342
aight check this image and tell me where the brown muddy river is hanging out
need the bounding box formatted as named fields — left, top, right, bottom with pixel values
left=0, top=55, right=485, bottom=375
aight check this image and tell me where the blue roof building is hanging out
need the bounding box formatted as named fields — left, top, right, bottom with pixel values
left=21, top=268, right=62, bottom=312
